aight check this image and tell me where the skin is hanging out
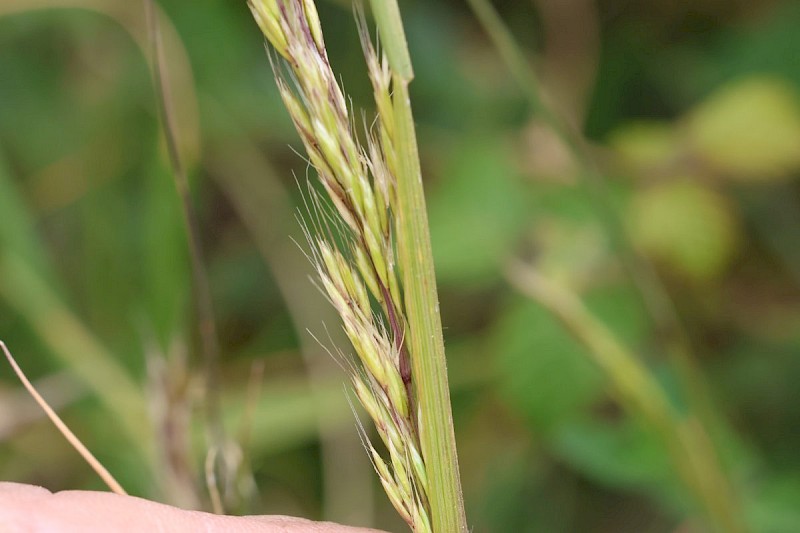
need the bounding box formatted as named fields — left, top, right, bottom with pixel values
left=0, top=483, right=385, bottom=533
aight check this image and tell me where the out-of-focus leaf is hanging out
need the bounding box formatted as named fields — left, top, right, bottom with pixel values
left=713, top=338, right=800, bottom=461
left=585, top=284, right=650, bottom=348
left=494, top=297, right=603, bottom=430
left=478, top=450, right=550, bottom=532
left=495, top=284, right=647, bottom=431
left=628, top=180, right=739, bottom=282
left=531, top=219, right=608, bottom=288
left=551, top=417, right=686, bottom=508
left=686, top=76, right=800, bottom=181
left=0, top=151, right=52, bottom=282
left=747, top=475, right=800, bottom=533
left=139, top=154, right=190, bottom=349
left=609, top=121, right=679, bottom=172
left=531, top=183, right=597, bottom=223
left=429, top=135, right=527, bottom=286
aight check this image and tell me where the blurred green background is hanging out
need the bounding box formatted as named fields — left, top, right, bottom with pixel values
left=1, top=0, right=800, bottom=531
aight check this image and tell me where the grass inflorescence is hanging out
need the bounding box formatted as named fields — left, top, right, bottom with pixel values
left=248, top=0, right=433, bottom=530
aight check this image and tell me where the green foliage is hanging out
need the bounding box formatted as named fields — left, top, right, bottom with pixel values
left=429, top=135, right=527, bottom=286
left=495, top=298, right=604, bottom=430
left=496, top=285, right=648, bottom=430
left=552, top=418, right=681, bottom=504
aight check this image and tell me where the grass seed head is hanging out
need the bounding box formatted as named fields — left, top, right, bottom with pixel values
left=249, top=1, right=431, bottom=529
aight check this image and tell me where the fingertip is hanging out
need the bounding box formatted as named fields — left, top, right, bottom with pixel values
left=0, top=484, right=387, bottom=532
left=0, top=481, right=52, bottom=495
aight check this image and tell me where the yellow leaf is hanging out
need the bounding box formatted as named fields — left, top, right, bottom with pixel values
left=687, top=76, right=800, bottom=181
left=610, top=121, right=679, bottom=173
left=628, top=180, right=739, bottom=282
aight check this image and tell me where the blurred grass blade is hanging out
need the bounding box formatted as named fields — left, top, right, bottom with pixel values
left=0, top=154, right=52, bottom=283
left=0, top=252, right=150, bottom=456
left=142, top=1, right=228, bottom=508
left=0, top=0, right=199, bottom=166
left=0, top=0, right=207, bottom=479
left=464, top=0, right=678, bottom=336
left=0, top=153, right=148, bottom=459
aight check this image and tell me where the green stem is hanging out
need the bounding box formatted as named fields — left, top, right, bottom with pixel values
left=367, top=0, right=413, bottom=81
left=368, top=1, right=468, bottom=530
left=393, top=79, right=467, bottom=533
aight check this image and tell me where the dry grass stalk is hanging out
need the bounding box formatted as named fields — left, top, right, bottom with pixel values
left=248, top=1, right=431, bottom=530
left=1, top=341, right=127, bottom=495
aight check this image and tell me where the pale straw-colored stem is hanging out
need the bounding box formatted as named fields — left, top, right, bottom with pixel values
left=2, top=341, right=127, bottom=495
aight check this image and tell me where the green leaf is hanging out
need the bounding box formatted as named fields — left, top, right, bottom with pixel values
left=428, top=135, right=527, bottom=286
left=551, top=417, right=686, bottom=508
left=0, top=151, right=52, bottom=282
left=747, top=475, right=800, bottom=533
left=139, top=153, right=190, bottom=349
left=496, top=283, right=649, bottom=430
left=494, top=297, right=604, bottom=430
